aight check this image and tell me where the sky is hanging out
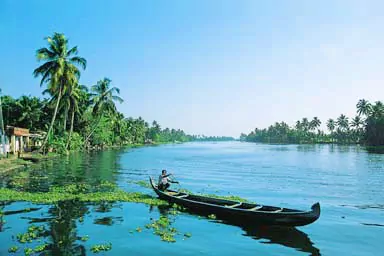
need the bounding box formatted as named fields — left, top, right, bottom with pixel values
left=1, top=0, right=383, bottom=137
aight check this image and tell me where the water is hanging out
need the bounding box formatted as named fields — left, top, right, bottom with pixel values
left=0, top=142, right=383, bottom=255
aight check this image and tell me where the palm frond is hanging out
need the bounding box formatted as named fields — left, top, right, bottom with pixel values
left=33, top=61, right=56, bottom=77
left=67, top=46, right=78, bottom=57
left=36, top=48, right=57, bottom=60
left=112, top=95, right=124, bottom=103
left=111, top=87, right=120, bottom=94
left=70, top=56, right=87, bottom=70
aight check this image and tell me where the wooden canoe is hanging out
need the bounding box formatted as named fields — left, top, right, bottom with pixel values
left=150, top=177, right=320, bottom=227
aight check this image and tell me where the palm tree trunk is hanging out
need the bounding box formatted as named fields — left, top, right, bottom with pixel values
left=84, top=115, right=103, bottom=146
left=63, top=106, right=67, bottom=132
left=66, top=107, right=75, bottom=150
left=40, top=87, right=63, bottom=153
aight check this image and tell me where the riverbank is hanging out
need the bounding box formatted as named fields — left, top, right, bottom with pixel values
left=0, top=142, right=179, bottom=174
left=0, top=153, right=60, bottom=174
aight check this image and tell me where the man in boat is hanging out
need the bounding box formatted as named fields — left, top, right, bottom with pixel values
left=158, top=169, right=178, bottom=191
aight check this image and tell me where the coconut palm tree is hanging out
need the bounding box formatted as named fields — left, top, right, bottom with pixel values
left=326, top=119, right=336, bottom=143
left=326, top=119, right=335, bottom=132
left=356, top=99, right=372, bottom=117
left=365, top=101, right=384, bottom=146
left=371, top=101, right=384, bottom=119
left=16, top=96, right=43, bottom=130
left=336, top=114, right=349, bottom=143
left=309, top=117, right=321, bottom=142
left=33, top=32, right=86, bottom=151
left=337, top=114, right=349, bottom=131
left=65, top=84, right=88, bottom=150
left=85, top=78, right=123, bottom=144
left=351, top=116, right=363, bottom=143
left=310, top=117, right=321, bottom=131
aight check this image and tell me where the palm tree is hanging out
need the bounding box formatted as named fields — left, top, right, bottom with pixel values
left=337, top=115, right=349, bottom=131
left=310, top=117, right=321, bottom=129
left=371, top=101, right=384, bottom=119
left=356, top=99, right=372, bottom=117
left=85, top=78, right=123, bottom=144
left=301, top=118, right=309, bottom=131
left=295, top=120, right=302, bottom=130
left=33, top=32, right=86, bottom=151
left=65, top=84, right=88, bottom=150
left=351, top=116, right=363, bottom=143
left=326, top=119, right=335, bottom=132
left=365, top=101, right=384, bottom=146
left=309, top=117, right=321, bottom=142
left=326, top=119, right=336, bottom=143
left=336, top=114, right=349, bottom=143
left=16, top=96, right=43, bottom=129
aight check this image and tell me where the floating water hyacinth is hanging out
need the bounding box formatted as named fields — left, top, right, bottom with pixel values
left=90, top=243, right=112, bottom=253
left=8, top=246, right=19, bottom=253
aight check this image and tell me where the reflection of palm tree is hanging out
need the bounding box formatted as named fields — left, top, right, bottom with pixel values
left=47, top=200, right=88, bottom=255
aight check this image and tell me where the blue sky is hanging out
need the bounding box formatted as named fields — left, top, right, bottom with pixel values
left=1, top=0, right=383, bottom=137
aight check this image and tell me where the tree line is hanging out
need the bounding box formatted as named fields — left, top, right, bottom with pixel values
left=0, top=33, right=230, bottom=154
left=240, top=99, right=384, bottom=146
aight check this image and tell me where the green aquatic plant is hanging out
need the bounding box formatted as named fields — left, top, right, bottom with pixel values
left=144, top=216, right=180, bottom=243
left=8, top=246, right=19, bottom=253
left=80, top=235, right=89, bottom=241
left=208, top=214, right=216, bottom=219
left=0, top=186, right=166, bottom=206
left=34, top=244, right=48, bottom=253
left=24, top=247, right=33, bottom=256
left=171, top=203, right=186, bottom=211
left=16, top=225, right=46, bottom=243
left=129, top=180, right=152, bottom=189
left=90, top=243, right=112, bottom=253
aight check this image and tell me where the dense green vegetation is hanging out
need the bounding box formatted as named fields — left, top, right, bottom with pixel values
left=1, top=32, right=234, bottom=154
left=241, top=99, right=384, bottom=146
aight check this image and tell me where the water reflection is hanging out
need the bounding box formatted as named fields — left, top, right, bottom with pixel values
left=238, top=224, right=320, bottom=255
left=47, top=200, right=88, bottom=255
left=365, top=146, right=384, bottom=154
left=154, top=205, right=321, bottom=255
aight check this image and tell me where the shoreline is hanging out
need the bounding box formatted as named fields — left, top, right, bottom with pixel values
left=0, top=142, right=179, bottom=174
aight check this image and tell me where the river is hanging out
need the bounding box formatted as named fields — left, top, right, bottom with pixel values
left=0, top=142, right=383, bottom=255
